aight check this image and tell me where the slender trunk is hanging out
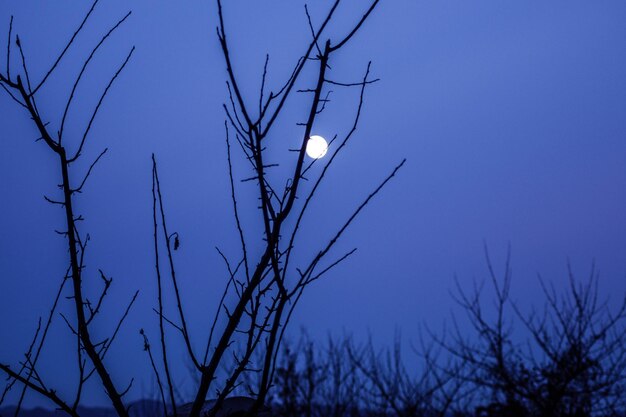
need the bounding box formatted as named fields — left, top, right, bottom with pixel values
left=59, top=148, right=128, bottom=417
left=189, top=247, right=273, bottom=416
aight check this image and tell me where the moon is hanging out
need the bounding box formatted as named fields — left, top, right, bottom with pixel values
left=306, top=135, right=328, bottom=159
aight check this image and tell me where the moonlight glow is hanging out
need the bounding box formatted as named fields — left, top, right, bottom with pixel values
left=306, top=135, right=328, bottom=159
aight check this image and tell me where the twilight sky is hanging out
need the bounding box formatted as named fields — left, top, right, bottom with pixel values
left=1, top=0, right=626, bottom=407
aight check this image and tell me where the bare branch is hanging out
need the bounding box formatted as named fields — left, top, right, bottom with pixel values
left=6, top=15, right=13, bottom=80
left=151, top=155, right=178, bottom=417
left=0, top=364, right=79, bottom=417
left=72, top=147, right=108, bottom=194
left=59, top=11, right=132, bottom=142
left=329, top=0, right=381, bottom=52
left=29, top=0, right=100, bottom=97
left=69, top=46, right=135, bottom=163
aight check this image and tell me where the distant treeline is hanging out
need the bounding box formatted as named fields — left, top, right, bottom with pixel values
left=3, top=271, right=625, bottom=417
left=239, top=270, right=626, bottom=417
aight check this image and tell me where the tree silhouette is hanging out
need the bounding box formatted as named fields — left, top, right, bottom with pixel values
left=0, top=2, right=404, bottom=417
left=0, top=4, right=135, bottom=416
left=436, top=249, right=626, bottom=417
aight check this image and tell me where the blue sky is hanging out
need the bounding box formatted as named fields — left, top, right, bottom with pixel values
left=1, top=0, right=626, bottom=407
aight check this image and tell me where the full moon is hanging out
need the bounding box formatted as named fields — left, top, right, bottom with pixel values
left=306, top=135, right=328, bottom=159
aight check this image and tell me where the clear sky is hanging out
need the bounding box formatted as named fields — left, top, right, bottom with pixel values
left=1, top=0, right=626, bottom=407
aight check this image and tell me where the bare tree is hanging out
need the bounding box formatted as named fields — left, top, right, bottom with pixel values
left=239, top=331, right=465, bottom=417
left=346, top=333, right=467, bottom=417
left=438, top=248, right=626, bottom=417
left=147, top=1, right=405, bottom=416
left=1, top=1, right=404, bottom=417
left=0, top=3, right=136, bottom=417
left=267, top=333, right=363, bottom=417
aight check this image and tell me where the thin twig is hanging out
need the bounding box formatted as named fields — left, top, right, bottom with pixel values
left=29, top=0, right=100, bottom=97
left=69, top=47, right=135, bottom=163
